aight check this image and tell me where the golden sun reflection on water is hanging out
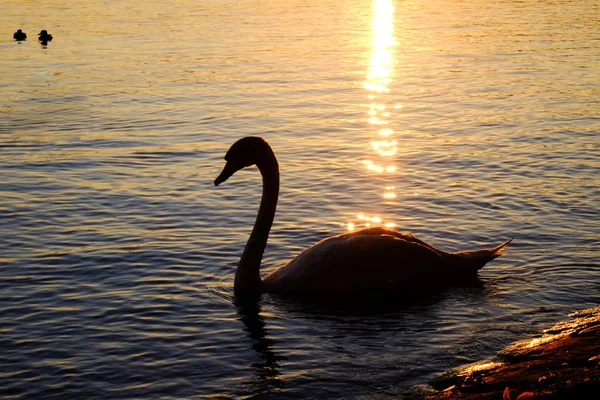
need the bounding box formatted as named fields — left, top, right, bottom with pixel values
left=345, top=0, right=398, bottom=232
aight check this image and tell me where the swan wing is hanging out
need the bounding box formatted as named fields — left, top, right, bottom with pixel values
left=263, top=230, right=444, bottom=295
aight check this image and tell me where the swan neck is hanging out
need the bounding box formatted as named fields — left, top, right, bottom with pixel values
left=234, top=153, right=279, bottom=295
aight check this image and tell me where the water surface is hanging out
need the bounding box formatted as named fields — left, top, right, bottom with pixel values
left=1, top=0, right=599, bottom=398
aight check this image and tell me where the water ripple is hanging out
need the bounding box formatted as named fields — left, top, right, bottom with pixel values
left=1, top=0, right=599, bottom=398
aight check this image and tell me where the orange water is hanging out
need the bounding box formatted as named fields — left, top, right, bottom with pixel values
left=1, top=0, right=598, bottom=398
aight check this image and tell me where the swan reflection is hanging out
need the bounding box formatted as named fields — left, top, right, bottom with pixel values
left=235, top=299, right=284, bottom=394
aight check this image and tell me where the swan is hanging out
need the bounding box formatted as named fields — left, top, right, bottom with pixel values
left=215, top=137, right=512, bottom=298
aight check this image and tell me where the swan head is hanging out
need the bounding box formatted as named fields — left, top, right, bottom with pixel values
left=214, top=137, right=274, bottom=186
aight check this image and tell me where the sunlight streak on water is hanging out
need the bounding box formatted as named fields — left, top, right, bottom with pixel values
left=347, top=0, right=398, bottom=231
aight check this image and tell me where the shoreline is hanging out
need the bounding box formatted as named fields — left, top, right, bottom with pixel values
left=422, top=307, right=600, bottom=399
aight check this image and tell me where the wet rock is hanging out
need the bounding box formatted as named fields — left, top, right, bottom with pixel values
left=423, top=308, right=600, bottom=399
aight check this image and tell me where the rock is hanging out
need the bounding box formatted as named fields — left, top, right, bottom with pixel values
left=423, top=307, right=600, bottom=399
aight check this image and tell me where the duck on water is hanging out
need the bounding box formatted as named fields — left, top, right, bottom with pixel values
left=215, top=137, right=512, bottom=299
left=13, top=29, right=27, bottom=41
left=38, top=30, right=53, bottom=44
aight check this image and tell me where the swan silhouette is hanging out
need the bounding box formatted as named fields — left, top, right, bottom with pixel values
left=215, top=137, right=512, bottom=298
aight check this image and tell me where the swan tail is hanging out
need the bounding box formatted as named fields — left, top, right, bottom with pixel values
left=447, top=238, right=513, bottom=274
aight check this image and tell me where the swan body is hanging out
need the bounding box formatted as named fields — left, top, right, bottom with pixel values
left=215, top=137, right=511, bottom=298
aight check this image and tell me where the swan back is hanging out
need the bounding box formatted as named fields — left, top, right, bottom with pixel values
left=263, top=231, right=445, bottom=295
left=262, top=228, right=512, bottom=297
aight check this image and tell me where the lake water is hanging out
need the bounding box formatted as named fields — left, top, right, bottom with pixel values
left=1, top=0, right=598, bottom=398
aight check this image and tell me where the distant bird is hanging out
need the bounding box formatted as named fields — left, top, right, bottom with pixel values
left=13, top=29, right=27, bottom=41
left=38, top=30, right=53, bottom=43
left=215, top=136, right=512, bottom=299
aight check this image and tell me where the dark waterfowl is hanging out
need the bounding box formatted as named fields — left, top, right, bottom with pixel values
left=38, top=30, right=53, bottom=43
left=214, top=137, right=512, bottom=299
left=13, top=29, right=27, bottom=41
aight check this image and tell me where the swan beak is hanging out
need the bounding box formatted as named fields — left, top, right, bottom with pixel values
left=214, top=161, right=237, bottom=186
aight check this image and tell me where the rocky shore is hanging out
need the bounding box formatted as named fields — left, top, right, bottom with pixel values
left=423, top=307, right=600, bottom=399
